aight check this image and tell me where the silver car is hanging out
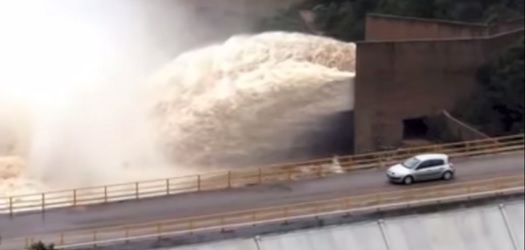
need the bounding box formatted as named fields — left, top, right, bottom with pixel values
left=386, top=153, right=455, bottom=185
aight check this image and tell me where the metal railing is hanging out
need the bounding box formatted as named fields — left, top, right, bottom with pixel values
left=8, top=174, right=524, bottom=250
left=0, top=134, right=523, bottom=215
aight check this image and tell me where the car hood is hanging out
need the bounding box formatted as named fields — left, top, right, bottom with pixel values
left=388, top=164, right=410, bottom=175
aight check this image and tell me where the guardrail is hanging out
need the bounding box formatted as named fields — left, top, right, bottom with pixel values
left=6, top=175, right=524, bottom=250
left=0, top=134, right=523, bottom=215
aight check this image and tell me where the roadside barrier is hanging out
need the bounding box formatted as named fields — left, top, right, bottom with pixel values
left=0, top=134, right=523, bottom=215
left=6, top=174, right=524, bottom=250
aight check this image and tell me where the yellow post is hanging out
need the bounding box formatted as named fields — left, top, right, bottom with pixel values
left=166, top=179, right=170, bottom=195
left=9, top=197, right=13, bottom=217
left=73, top=189, right=77, bottom=206
left=41, top=193, right=45, bottom=212
left=135, top=182, right=139, bottom=200
left=493, top=139, right=500, bottom=153
left=197, top=175, right=202, bottom=191
left=125, top=227, right=130, bottom=243
left=227, top=171, right=232, bottom=188
left=104, top=186, right=108, bottom=203
left=258, top=168, right=263, bottom=184
left=93, top=230, right=97, bottom=247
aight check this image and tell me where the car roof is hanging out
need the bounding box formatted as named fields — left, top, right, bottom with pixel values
left=414, top=153, right=448, bottom=161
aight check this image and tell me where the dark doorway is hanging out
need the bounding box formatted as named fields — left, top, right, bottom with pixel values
left=403, top=117, right=428, bottom=139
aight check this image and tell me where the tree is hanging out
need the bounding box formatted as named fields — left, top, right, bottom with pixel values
left=455, top=37, right=524, bottom=135
left=27, top=241, right=56, bottom=250
left=257, top=0, right=524, bottom=41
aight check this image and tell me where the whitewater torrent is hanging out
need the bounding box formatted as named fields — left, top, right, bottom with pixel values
left=0, top=31, right=356, bottom=197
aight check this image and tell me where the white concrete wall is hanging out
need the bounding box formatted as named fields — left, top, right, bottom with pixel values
left=383, top=206, right=514, bottom=250
left=504, top=202, right=524, bottom=250
left=169, top=200, right=523, bottom=250
left=259, top=222, right=388, bottom=250
left=163, top=239, right=258, bottom=250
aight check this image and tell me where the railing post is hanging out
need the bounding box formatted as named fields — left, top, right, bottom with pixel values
left=104, top=186, right=108, bottom=203
left=125, top=227, right=130, bottom=243
left=41, top=193, right=45, bottom=212
left=135, top=182, right=139, bottom=200
left=376, top=193, right=382, bottom=204
left=93, top=230, right=97, bottom=247
left=73, top=189, right=77, bottom=206
left=227, top=171, right=232, bottom=188
left=197, top=175, right=201, bottom=191
left=157, top=224, right=162, bottom=239
left=345, top=198, right=351, bottom=209
left=9, top=196, right=13, bottom=217
left=258, top=168, right=263, bottom=184
left=60, top=233, right=64, bottom=245
left=166, top=179, right=170, bottom=195
left=377, top=156, right=383, bottom=169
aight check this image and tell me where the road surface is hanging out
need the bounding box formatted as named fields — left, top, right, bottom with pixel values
left=0, top=152, right=523, bottom=239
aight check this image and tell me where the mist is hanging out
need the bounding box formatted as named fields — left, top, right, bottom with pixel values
left=0, top=0, right=224, bottom=191
left=0, top=0, right=356, bottom=195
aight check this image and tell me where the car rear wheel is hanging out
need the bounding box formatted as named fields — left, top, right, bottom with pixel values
left=443, top=171, right=454, bottom=181
left=403, top=176, right=414, bottom=185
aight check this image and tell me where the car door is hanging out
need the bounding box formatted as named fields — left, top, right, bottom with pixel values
left=413, top=160, right=434, bottom=181
left=427, top=159, right=446, bottom=180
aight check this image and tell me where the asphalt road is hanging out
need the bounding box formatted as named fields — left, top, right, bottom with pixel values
left=0, top=152, right=523, bottom=240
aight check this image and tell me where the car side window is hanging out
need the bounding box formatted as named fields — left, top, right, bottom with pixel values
left=433, top=159, right=445, bottom=166
left=416, top=160, right=432, bottom=170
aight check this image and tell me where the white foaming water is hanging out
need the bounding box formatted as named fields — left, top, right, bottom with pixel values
left=149, top=31, right=356, bottom=169
left=0, top=31, right=356, bottom=197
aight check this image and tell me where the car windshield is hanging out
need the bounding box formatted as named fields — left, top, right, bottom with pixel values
left=401, top=157, right=420, bottom=169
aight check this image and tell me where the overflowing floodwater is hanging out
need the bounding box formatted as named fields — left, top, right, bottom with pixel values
left=0, top=32, right=355, bottom=197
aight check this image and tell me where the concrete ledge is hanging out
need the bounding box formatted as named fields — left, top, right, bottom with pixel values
left=66, top=188, right=524, bottom=250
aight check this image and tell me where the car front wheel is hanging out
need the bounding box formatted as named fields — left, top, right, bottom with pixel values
left=403, top=176, right=414, bottom=185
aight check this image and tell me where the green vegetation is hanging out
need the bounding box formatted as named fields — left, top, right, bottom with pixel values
left=256, top=0, right=524, bottom=41
left=455, top=37, right=524, bottom=136
left=27, top=241, right=56, bottom=250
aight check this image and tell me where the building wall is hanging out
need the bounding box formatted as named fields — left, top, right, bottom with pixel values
left=354, top=29, right=524, bottom=153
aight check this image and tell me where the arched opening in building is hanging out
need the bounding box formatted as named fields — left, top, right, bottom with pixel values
left=403, top=117, right=429, bottom=140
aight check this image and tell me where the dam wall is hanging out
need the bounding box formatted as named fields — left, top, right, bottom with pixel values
left=161, top=200, right=524, bottom=250
left=354, top=14, right=524, bottom=153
